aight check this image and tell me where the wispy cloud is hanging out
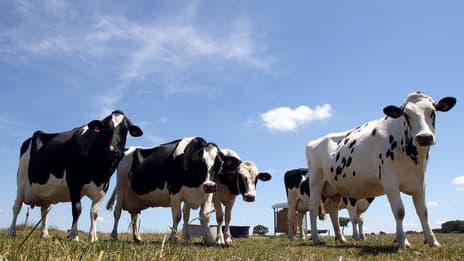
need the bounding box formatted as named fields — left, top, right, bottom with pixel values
left=452, top=176, right=464, bottom=191
left=261, top=104, right=332, bottom=132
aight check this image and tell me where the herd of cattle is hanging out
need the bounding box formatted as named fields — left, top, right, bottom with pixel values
left=7, top=92, right=456, bottom=248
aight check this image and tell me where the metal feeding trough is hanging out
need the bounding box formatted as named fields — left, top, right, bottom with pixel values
left=185, top=225, right=250, bottom=239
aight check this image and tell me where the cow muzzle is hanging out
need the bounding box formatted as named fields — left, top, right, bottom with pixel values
left=243, top=193, right=256, bottom=202
left=203, top=181, right=217, bottom=193
left=415, top=134, right=435, bottom=147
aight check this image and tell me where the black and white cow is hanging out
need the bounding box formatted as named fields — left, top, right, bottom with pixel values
left=9, top=110, right=143, bottom=241
left=339, top=196, right=375, bottom=240
left=199, top=149, right=271, bottom=246
left=284, top=168, right=374, bottom=240
left=306, top=92, right=456, bottom=247
left=106, top=137, right=232, bottom=245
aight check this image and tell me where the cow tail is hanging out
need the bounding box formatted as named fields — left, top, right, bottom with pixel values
left=106, top=188, right=117, bottom=210
left=318, top=200, right=326, bottom=220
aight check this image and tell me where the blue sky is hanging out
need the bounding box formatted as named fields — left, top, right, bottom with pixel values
left=1, top=0, right=463, bottom=237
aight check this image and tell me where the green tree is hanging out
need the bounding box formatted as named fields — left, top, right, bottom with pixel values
left=339, top=217, right=351, bottom=235
left=253, top=225, right=269, bottom=235
left=441, top=220, right=464, bottom=233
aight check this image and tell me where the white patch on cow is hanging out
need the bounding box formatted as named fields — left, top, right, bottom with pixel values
left=82, top=181, right=106, bottom=201
left=238, top=161, right=259, bottom=198
left=81, top=125, right=89, bottom=135
left=203, top=144, right=218, bottom=181
left=173, top=137, right=196, bottom=158
left=221, top=149, right=241, bottom=160
left=112, top=113, right=125, bottom=128
left=28, top=172, right=71, bottom=204
left=180, top=187, right=208, bottom=209
left=136, top=185, right=170, bottom=208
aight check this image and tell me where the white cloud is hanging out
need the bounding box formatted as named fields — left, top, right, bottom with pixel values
left=427, top=201, right=438, bottom=208
left=261, top=104, right=332, bottom=132
left=452, top=176, right=464, bottom=191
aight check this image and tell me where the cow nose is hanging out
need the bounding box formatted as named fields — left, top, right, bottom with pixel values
left=243, top=194, right=256, bottom=202
left=415, top=134, right=434, bottom=146
left=203, top=181, right=217, bottom=193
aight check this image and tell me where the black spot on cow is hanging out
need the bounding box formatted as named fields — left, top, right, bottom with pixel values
left=336, top=152, right=340, bottom=162
left=389, top=135, right=394, bottom=144
left=372, top=128, right=377, bottom=136
left=405, top=136, right=418, bottom=164
left=349, top=140, right=357, bottom=149
left=341, top=157, right=346, bottom=168
left=343, top=173, right=346, bottom=178
left=336, top=166, right=342, bottom=176
left=342, top=197, right=348, bottom=206
left=344, top=138, right=349, bottom=145
left=400, top=139, right=404, bottom=146
left=386, top=149, right=394, bottom=161
left=330, top=166, right=334, bottom=173
left=284, top=168, right=309, bottom=196
left=379, top=153, right=383, bottom=160
left=378, top=165, right=382, bottom=180
left=391, top=141, right=397, bottom=151
left=348, top=198, right=357, bottom=207
left=352, top=171, right=356, bottom=176
left=346, top=157, right=352, bottom=167
left=350, top=148, right=355, bottom=154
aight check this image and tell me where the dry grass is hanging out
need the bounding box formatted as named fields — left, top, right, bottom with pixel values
left=1, top=228, right=463, bottom=260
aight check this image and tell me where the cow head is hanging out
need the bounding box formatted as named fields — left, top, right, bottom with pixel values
left=220, top=149, right=271, bottom=202
left=88, top=110, right=143, bottom=161
left=383, top=92, right=456, bottom=147
left=188, top=142, right=224, bottom=193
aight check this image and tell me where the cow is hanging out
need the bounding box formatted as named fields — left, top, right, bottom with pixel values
left=183, top=149, right=271, bottom=246
left=9, top=110, right=143, bottom=242
left=284, top=168, right=374, bottom=240
left=106, top=137, right=234, bottom=245
left=305, top=92, right=456, bottom=248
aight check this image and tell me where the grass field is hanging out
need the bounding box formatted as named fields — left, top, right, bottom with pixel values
left=1, top=227, right=463, bottom=260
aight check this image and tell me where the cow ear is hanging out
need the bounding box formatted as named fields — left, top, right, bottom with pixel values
left=435, top=97, right=456, bottom=112
left=129, top=125, right=143, bottom=137
left=258, top=172, right=272, bottom=182
left=223, top=156, right=241, bottom=170
left=88, top=120, right=103, bottom=133
left=383, top=105, right=403, bottom=118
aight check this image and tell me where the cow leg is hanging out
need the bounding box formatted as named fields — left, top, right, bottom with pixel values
left=40, top=205, right=50, bottom=239
left=131, top=211, right=143, bottom=243
left=358, top=213, right=365, bottom=240
left=88, top=197, right=104, bottom=242
left=182, top=205, right=192, bottom=243
left=385, top=190, right=409, bottom=248
left=327, top=197, right=346, bottom=243
left=110, top=198, right=123, bottom=241
left=297, top=211, right=306, bottom=240
left=170, top=195, right=182, bottom=244
left=9, top=192, right=24, bottom=238
left=68, top=200, right=82, bottom=241
left=287, top=200, right=296, bottom=240
left=308, top=171, right=324, bottom=245
left=200, top=193, right=215, bottom=246
left=412, top=192, right=440, bottom=247
left=223, top=200, right=235, bottom=246
left=347, top=205, right=360, bottom=240
left=214, top=198, right=225, bottom=245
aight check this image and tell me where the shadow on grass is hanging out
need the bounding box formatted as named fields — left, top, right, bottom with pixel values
left=294, top=240, right=400, bottom=254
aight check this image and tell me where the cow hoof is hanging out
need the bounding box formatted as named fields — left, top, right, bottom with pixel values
left=8, top=230, right=16, bottom=238
left=134, top=238, right=143, bottom=244
left=67, top=235, right=79, bottom=241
